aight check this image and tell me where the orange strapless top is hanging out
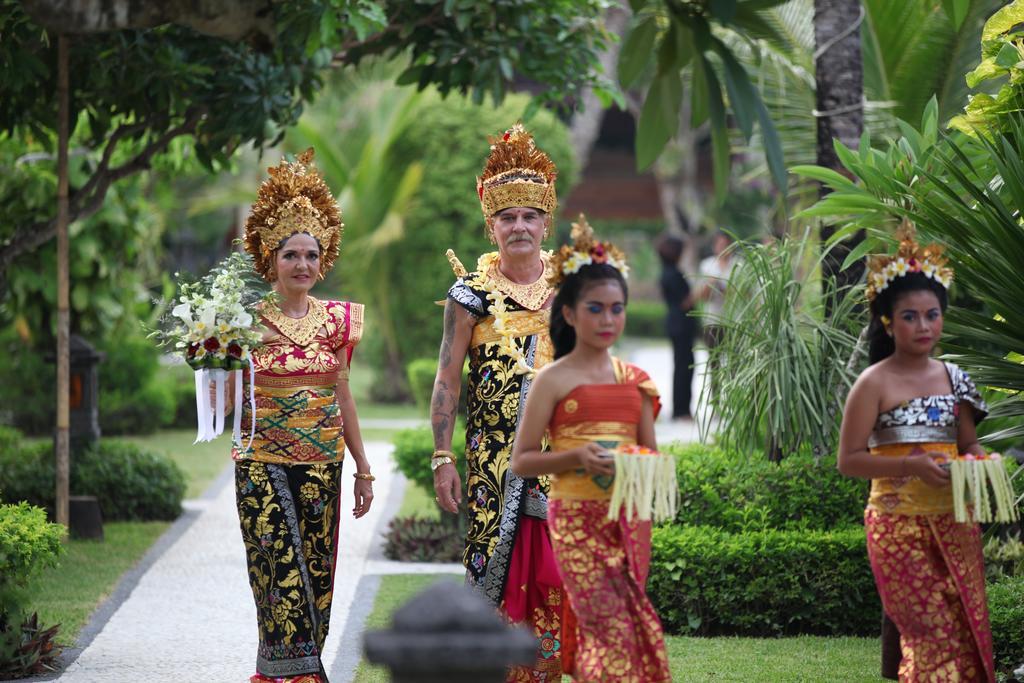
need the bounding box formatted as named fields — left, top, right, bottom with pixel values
left=547, top=358, right=660, bottom=501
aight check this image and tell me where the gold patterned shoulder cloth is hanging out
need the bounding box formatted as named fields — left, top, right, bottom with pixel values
left=261, top=297, right=328, bottom=346
left=345, top=302, right=364, bottom=347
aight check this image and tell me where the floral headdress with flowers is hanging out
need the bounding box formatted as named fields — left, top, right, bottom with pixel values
left=477, top=123, right=558, bottom=237
left=244, top=148, right=343, bottom=282
left=548, top=214, right=629, bottom=287
left=866, top=221, right=953, bottom=302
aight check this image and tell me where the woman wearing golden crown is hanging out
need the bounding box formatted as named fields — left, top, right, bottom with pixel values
left=838, top=225, right=995, bottom=682
left=429, top=124, right=564, bottom=681
left=511, top=217, right=672, bottom=683
left=231, top=149, right=373, bottom=683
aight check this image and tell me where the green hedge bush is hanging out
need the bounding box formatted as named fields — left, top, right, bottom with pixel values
left=0, top=436, right=185, bottom=521
left=392, top=425, right=466, bottom=497
left=624, top=299, right=665, bottom=339
left=648, top=523, right=878, bottom=637
left=989, top=574, right=1024, bottom=676
left=406, top=358, right=437, bottom=414
left=668, top=442, right=868, bottom=532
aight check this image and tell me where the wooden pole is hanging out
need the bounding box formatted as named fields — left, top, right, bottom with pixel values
left=55, top=34, right=70, bottom=529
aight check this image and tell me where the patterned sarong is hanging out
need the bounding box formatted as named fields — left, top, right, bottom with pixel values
left=548, top=499, right=670, bottom=683
left=865, top=509, right=994, bottom=682
left=235, top=460, right=343, bottom=682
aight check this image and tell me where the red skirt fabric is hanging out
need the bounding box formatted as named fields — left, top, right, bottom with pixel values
left=547, top=499, right=670, bottom=683
left=501, top=516, right=564, bottom=681
left=865, top=509, right=995, bottom=682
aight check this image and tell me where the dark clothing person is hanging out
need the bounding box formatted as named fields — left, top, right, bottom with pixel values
left=659, top=264, right=696, bottom=418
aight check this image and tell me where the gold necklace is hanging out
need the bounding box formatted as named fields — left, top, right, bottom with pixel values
left=479, top=251, right=554, bottom=311
left=262, top=296, right=328, bottom=346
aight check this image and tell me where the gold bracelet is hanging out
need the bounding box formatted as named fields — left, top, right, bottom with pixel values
left=432, top=449, right=456, bottom=460
left=353, top=472, right=375, bottom=482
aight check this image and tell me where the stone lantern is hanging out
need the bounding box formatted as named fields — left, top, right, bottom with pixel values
left=68, top=334, right=104, bottom=539
left=363, top=580, right=537, bottom=682
left=69, top=334, right=104, bottom=453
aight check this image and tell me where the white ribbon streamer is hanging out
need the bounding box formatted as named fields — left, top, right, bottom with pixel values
left=194, top=359, right=259, bottom=448
left=232, top=368, right=243, bottom=445
left=213, top=369, right=226, bottom=437
left=193, top=369, right=206, bottom=444
left=247, top=359, right=256, bottom=453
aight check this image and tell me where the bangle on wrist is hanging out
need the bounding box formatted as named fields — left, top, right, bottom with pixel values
left=353, top=472, right=375, bottom=481
left=432, top=449, right=456, bottom=460
left=431, top=456, right=454, bottom=472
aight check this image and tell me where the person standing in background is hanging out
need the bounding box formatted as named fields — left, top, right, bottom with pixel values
left=656, top=234, right=696, bottom=420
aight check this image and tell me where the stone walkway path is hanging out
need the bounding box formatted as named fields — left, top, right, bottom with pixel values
left=43, top=341, right=703, bottom=682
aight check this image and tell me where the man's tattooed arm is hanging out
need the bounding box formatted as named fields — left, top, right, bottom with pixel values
left=431, top=300, right=471, bottom=451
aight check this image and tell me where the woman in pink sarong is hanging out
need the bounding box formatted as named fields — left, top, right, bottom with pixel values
left=510, top=220, right=671, bottom=683
left=838, top=228, right=995, bottom=682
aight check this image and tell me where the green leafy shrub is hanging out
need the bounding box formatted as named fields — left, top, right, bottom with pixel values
left=669, top=442, right=868, bottom=532
left=0, top=438, right=185, bottom=521
left=648, top=523, right=878, bottom=636
left=406, top=358, right=438, bottom=413
left=0, top=612, right=61, bottom=679
left=0, top=426, right=20, bottom=458
left=0, top=329, right=56, bottom=435
left=0, top=502, right=64, bottom=678
left=391, top=425, right=467, bottom=499
left=624, top=299, right=665, bottom=339
left=0, top=503, right=63, bottom=589
left=988, top=574, right=1024, bottom=677
left=97, top=335, right=176, bottom=435
left=985, top=534, right=1024, bottom=583
left=383, top=515, right=462, bottom=563
left=704, top=236, right=864, bottom=460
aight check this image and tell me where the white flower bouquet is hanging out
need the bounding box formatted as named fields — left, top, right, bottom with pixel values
left=151, top=252, right=268, bottom=444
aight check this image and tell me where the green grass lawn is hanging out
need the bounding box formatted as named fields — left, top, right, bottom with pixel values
left=26, top=521, right=170, bottom=643
left=353, top=574, right=883, bottom=683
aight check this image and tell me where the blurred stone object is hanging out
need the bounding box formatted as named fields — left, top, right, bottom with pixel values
left=363, top=580, right=536, bottom=683
left=69, top=495, right=103, bottom=540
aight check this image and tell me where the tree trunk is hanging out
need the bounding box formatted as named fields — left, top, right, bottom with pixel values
left=569, top=3, right=631, bottom=172
left=55, top=35, right=71, bottom=530
left=814, top=0, right=864, bottom=312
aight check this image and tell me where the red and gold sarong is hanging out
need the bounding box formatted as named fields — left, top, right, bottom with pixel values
left=866, top=442, right=995, bottom=682
left=542, top=358, right=671, bottom=683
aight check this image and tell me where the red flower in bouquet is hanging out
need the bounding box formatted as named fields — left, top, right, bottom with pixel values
left=227, top=343, right=243, bottom=359
left=203, top=337, right=221, bottom=352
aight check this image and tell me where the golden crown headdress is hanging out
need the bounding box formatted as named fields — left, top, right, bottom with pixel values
left=866, top=222, right=953, bottom=302
left=548, top=214, right=629, bottom=287
left=477, top=124, right=558, bottom=224
left=244, top=148, right=343, bottom=282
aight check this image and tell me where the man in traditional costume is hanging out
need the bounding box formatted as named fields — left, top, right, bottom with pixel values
left=429, top=124, right=562, bottom=681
